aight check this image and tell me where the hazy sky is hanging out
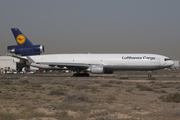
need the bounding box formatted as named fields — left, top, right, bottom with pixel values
left=0, top=0, right=180, bottom=59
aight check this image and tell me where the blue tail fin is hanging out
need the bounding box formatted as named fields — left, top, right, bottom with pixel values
left=7, top=28, right=44, bottom=56
left=11, top=28, right=33, bottom=47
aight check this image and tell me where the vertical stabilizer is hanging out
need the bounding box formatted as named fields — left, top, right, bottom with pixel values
left=7, top=28, right=44, bottom=56
left=11, top=28, right=33, bottom=47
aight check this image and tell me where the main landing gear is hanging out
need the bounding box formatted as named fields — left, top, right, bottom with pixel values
left=73, top=73, right=90, bottom=77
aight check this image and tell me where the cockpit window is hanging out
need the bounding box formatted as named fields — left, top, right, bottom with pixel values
left=164, top=58, right=171, bottom=61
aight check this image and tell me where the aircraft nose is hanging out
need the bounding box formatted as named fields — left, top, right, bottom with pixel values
left=163, top=60, right=174, bottom=68
left=166, top=60, right=174, bottom=67
left=170, top=61, right=174, bottom=66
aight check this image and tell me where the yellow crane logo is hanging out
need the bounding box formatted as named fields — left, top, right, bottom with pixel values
left=16, top=34, right=26, bottom=44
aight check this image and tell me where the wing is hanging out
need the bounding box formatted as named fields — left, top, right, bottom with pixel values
left=26, top=56, right=90, bottom=70
left=36, top=62, right=90, bottom=68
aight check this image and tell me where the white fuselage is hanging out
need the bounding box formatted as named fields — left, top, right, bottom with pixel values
left=27, top=53, right=174, bottom=71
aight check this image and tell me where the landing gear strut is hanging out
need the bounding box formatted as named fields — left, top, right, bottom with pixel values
left=148, top=71, right=152, bottom=78
left=73, top=73, right=90, bottom=77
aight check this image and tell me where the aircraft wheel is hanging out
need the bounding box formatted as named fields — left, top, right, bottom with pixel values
left=73, top=73, right=77, bottom=77
left=86, top=73, right=89, bottom=77
left=148, top=71, right=152, bottom=78
left=73, top=73, right=89, bottom=77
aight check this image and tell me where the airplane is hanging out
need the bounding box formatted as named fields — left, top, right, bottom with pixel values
left=7, top=28, right=174, bottom=77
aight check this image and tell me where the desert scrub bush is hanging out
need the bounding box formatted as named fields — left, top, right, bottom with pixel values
left=0, top=75, right=7, bottom=79
left=31, top=89, right=36, bottom=93
left=52, top=111, right=69, bottom=119
left=108, top=80, right=114, bottom=83
left=154, top=82, right=165, bottom=86
left=0, top=95, right=13, bottom=100
left=47, top=87, right=54, bottom=89
left=154, top=89, right=167, bottom=93
left=74, top=83, right=90, bottom=89
left=95, top=116, right=118, bottom=120
left=160, top=93, right=180, bottom=103
left=89, top=110, right=108, bottom=117
left=31, top=83, right=41, bottom=87
left=149, top=81, right=155, bottom=83
left=19, top=79, right=29, bottom=84
left=161, top=84, right=168, bottom=88
left=50, top=81, right=61, bottom=85
left=4, top=80, right=11, bottom=85
left=116, top=81, right=122, bottom=84
left=166, top=82, right=174, bottom=84
left=64, top=92, right=94, bottom=103
left=10, top=87, right=17, bottom=91
left=19, top=108, right=46, bottom=119
left=64, top=80, right=76, bottom=87
left=51, top=111, right=86, bottom=120
left=49, top=103, right=90, bottom=113
left=100, top=82, right=112, bottom=87
left=126, top=89, right=133, bottom=92
left=133, top=105, right=142, bottom=111
left=136, top=84, right=154, bottom=91
left=87, top=88, right=101, bottom=94
left=107, top=94, right=116, bottom=100
left=48, top=89, right=65, bottom=95
left=170, top=109, right=180, bottom=117
left=120, top=77, right=129, bottom=79
left=109, top=80, right=122, bottom=84
left=20, top=93, right=26, bottom=96
left=108, top=80, right=116, bottom=84
left=147, top=77, right=156, bottom=80
left=93, top=80, right=101, bottom=84
left=0, top=110, right=17, bottom=120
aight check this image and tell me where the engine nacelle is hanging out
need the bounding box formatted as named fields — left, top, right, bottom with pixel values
left=10, top=45, right=44, bottom=56
left=90, top=65, right=104, bottom=74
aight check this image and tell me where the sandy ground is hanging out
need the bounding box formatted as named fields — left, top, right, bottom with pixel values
left=0, top=70, right=180, bottom=120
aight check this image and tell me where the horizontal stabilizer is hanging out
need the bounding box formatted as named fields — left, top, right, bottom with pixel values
left=7, top=54, right=27, bottom=61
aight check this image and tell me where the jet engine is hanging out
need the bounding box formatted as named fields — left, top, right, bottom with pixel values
left=90, top=65, right=104, bottom=74
left=89, top=65, right=114, bottom=74
left=9, top=45, right=44, bottom=56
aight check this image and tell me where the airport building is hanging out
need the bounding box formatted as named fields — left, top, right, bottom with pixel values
left=172, top=60, right=180, bottom=69
left=0, top=56, right=16, bottom=71
left=0, top=56, right=37, bottom=73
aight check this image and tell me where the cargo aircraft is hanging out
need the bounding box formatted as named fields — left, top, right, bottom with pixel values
left=8, top=28, right=174, bottom=77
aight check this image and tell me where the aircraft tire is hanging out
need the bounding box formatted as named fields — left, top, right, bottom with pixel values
left=73, top=73, right=89, bottom=77
left=83, top=73, right=89, bottom=77
left=73, top=73, right=77, bottom=77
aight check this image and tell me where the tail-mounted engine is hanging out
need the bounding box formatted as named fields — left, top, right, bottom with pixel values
left=8, top=45, right=44, bottom=56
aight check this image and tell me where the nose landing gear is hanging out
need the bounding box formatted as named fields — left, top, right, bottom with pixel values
left=148, top=71, right=152, bottom=78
